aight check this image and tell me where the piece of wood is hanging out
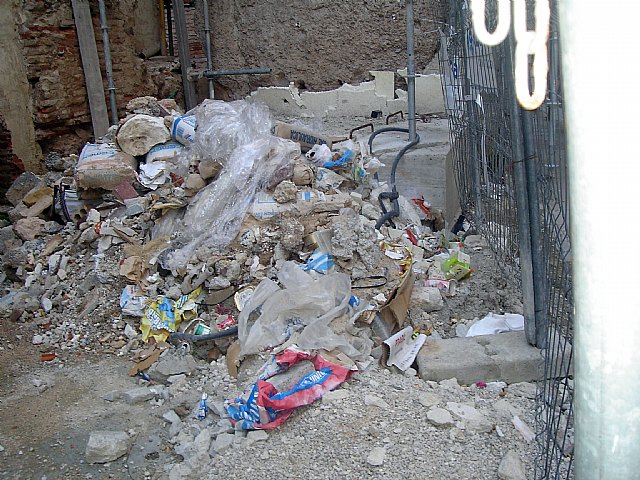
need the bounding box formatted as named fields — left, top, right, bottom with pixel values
left=71, top=0, right=109, bottom=139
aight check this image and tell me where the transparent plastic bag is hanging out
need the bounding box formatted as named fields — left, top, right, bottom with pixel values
left=238, top=262, right=371, bottom=360
left=162, top=136, right=300, bottom=269
left=190, top=99, right=273, bottom=164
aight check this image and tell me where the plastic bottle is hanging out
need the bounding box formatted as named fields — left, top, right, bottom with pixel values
left=196, top=393, right=208, bottom=420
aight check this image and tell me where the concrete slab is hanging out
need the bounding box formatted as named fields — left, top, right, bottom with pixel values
left=367, top=119, right=451, bottom=211
left=416, top=332, right=541, bottom=385
left=247, top=69, right=445, bottom=118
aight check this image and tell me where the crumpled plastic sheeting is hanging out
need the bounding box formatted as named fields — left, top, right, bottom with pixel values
left=160, top=100, right=300, bottom=269
left=238, top=262, right=373, bottom=360
left=190, top=100, right=273, bottom=164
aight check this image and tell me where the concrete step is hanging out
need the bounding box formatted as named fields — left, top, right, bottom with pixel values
left=366, top=119, right=451, bottom=211
left=416, top=332, right=542, bottom=385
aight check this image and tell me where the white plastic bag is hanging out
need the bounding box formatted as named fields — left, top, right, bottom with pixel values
left=238, top=262, right=371, bottom=360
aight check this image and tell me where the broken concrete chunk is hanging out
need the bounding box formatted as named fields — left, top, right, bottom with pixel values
left=292, top=162, right=314, bottom=186
left=273, top=180, right=298, bottom=203
left=322, top=389, right=350, bottom=403
left=446, top=402, right=494, bottom=433
left=117, top=114, right=171, bottom=156
left=13, top=217, right=46, bottom=241
left=6, top=172, right=42, bottom=206
left=184, top=173, right=206, bottom=193
left=148, top=352, right=197, bottom=382
left=85, top=431, right=130, bottom=464
left=209, top=432, right=235, bottom=454
left=498, top=450, right=527, bottom=480
left=366, top=446, right=386, bottom=466
left=418, top=392, right=442, bottom=408
left=122, top=387, right=155, bottom=404
left=427, top=407, right=455, bottom=427
left=198, top=159, right=223, bottom=180
left=246, top=430, right=269, bottom=444
left=410, top=286, right=444, bottom=312
left=364, top=394, right=390, bottom=409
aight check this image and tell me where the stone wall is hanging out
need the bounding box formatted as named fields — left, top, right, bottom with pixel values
left=16, top=0, right=169, bottom=155
left=0, top=114, right=24, bottom=203
left=191, top=0, right=447, bottom=99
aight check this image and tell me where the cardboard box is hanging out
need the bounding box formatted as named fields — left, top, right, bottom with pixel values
left=272, top=122, right=333, bottom=152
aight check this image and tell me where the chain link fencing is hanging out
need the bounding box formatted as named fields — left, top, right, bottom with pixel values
left=437, top=1, right=573, bottom=478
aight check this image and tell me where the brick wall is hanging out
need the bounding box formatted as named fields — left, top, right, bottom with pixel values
left=0, top=113, right=25, bottom=203
left=17, top=0, right=175, bottom=156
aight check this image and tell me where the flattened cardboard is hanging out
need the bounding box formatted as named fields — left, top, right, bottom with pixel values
left=380, top=270, right=415, bottom=331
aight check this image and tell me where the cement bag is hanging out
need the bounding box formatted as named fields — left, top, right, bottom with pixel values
left=75, top=143, right=138, bottom=190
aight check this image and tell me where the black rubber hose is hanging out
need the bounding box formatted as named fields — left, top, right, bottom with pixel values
left=168, top=325, right=238, bottom=344
left=368, top=127, right=420, bottom=229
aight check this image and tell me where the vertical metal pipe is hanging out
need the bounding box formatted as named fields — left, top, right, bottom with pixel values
left=202, top=0, right=214, bottom=99
left=506, top=29, right=536, bottom=346
left=97, top=0, right=118, bottom=125
left=159, top=0, right=167, bottom=56
left=521, top=109, right=547, bottom=348
left=173, top=0, right=197, bottom=110
left=559, top=1, right=640, bottom=478
left=405, top=0, right=417, bottom=143
left=166, top=0, right=175, bottom=57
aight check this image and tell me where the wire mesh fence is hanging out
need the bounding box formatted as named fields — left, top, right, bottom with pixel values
left=438, top=1, right=573, bottom=478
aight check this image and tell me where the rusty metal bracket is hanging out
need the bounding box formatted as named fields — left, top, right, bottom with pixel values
left=349, top=123, right=374, bottom=140
left=386, top=111, right=405, bottom=124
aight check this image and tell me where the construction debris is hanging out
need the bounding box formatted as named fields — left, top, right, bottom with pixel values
left=0, top=95, right=536, bottom=478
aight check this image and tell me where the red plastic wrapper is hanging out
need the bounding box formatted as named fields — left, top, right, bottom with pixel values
left=226, top=347, right=356, bottom=430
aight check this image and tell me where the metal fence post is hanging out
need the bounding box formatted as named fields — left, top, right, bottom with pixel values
left=505, top=29, right=536, bottom=346
left=521, top=109, right=547, bottom=348
left=558, top=1, right=640, bottom=478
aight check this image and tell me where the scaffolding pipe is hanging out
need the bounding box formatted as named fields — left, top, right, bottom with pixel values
left=405, top=0, right=417, bottom=143
left=202, top=0, right=214, bottom=98
left=559, top=1, right=640, bottom=479
left=97, top=0, right=118, bottom=125
left=159, top=0, right=167, bottom=56
left=166, top=0, right=174, bottom=56
left=173, top=0, right=197, bottom=110
left=203, top=68, right=272, bottom=77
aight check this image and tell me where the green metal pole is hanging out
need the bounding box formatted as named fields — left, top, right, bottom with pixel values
left=559, top=2, right=640, bottom=478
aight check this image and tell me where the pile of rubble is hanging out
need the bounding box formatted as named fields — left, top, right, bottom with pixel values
left=0, top=95, right=537, bottom=473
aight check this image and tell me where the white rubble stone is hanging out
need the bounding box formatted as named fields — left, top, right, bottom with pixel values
left=410, top=286, right=444, bottom=312
left=439, top=378, right=460, bottom=389
left=364, top=394, right=390, bottom=409
left=40, top=297, right=53, bottom=312
left=210, top=433, right=235, bottom=454
left=498, top=450, right=527, bottom=480
left=122, top=387, right=155, bottom=404
left=512, top=415, right=535, bottom=442
left=508, top=382, right=537, bottom=399
left=246, top=430, right=269, bottom=444
left=418, top=392, right=442, bottom=408
left=366, top=446, right=386, bottom=466
left=427, top=407, right=455, bottom=427
left=85, top=431, right=130, bottom=464
left=86, top=209, right=101, bottom=225
left=446, top=402, right=494, bottom=433
left=322, top=389, right=351, bottom=403
left=32, top=334, right=44, bottom=345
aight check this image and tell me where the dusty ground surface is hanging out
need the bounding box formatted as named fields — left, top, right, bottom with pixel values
left=0, top=107, right=548, bottom=479
left=0, top=236, right=538, bottom=480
